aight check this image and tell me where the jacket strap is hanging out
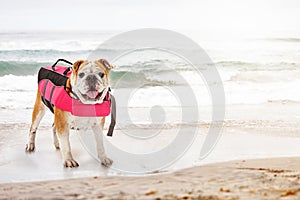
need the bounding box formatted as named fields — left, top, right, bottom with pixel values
left=63, top=67, right=71, bottom=75
left=107, top=93, right=116, bottom=137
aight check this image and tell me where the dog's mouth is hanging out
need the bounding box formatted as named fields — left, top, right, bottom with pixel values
left=82, top=90, right=104, bottom=101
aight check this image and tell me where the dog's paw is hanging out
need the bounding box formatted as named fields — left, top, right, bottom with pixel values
left=53, top=142, right=60, bottom=150
left=99, top=156, right=113, bottom=167
left=63, top=159, right=79, bottom=168
left=25, top=143, right=35, bottom=152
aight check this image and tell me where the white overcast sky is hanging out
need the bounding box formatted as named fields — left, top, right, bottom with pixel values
left=0, top=0, right=299, bottom=36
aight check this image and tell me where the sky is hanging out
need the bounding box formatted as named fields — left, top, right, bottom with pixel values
left=0, top=0, right=299, bottom=37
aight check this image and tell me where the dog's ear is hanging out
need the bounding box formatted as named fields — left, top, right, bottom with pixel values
left=98, top=59, right=114, bottom=70
left=72, top=60, right=85, bottom=72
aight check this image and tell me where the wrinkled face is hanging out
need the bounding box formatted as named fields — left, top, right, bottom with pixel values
left=70, top=59, right=113, bottom=104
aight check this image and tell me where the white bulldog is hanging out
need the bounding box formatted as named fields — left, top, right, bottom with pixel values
left=25, top=59, right=114, bottom=168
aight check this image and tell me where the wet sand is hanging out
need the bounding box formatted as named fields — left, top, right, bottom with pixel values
left=0, top=157, right=299, bottom=200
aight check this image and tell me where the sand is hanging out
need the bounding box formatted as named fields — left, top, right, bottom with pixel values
left=0, top=157, right=299, bottom=200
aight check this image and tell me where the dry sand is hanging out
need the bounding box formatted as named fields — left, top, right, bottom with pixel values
left=0, top=157, right=299, bottom=200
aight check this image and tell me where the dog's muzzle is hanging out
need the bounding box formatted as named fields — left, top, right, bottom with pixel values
left=83, top=75, right=104, bottom=100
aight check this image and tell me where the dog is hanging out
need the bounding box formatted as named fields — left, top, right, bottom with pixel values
left=25, top=59, right=113, bottom=168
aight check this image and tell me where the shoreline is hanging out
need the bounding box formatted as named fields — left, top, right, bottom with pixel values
left=1, top=157, right=299, bottom=199
left=1, top=107, right=300, bottom=183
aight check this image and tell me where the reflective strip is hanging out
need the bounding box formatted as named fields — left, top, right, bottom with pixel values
left=49, top=84, right=55, bottom=104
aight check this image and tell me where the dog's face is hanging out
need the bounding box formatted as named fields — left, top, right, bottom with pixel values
left=70, top=59, right=113, bottom=104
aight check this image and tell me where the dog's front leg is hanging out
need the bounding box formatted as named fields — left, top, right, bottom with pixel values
left=26, top=90, right=45, bottom=152
left=92, top=120, right=113, bottom=167
left=57, top=130, right=79, bottom=167
left=54, top=108, right=79, bottom=168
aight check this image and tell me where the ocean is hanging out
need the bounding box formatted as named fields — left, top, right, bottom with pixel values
left=0, top=31, right=299, bottom=112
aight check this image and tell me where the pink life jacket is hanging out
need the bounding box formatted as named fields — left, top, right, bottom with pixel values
left=37, top=59, right=116, bottom=136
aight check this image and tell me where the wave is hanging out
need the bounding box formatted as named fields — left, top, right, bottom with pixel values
left=0, top=49, right=92, bottom=54
left=267, top=99, right=300, bottom=104
left=215, top=61, right=300, bottom=71
left=1, top=59, right=300, bottom=88
left=268, top=38, right=300, bottom=43
left=1, top=72, right=300, bottom=110
left=0, top=61, right=50, bottom=76
left=228, top=70, right=300, bottom=82
left=0, top=48, right=120, bottom=55
left=110, top=71, right=181, bottom=88
left=0, top=60, right=189, bottom=87
left=0, top=58, right=192, bottom=76
left=0, top=49, right=115, bottom=62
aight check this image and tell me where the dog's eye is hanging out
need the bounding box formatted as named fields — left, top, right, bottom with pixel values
left=79, top=72, right=85, bottom=78
left=99, top=72, right=104, bottom=78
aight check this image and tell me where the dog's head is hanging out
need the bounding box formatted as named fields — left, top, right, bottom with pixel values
left=69, top=59, right=114, bottom=104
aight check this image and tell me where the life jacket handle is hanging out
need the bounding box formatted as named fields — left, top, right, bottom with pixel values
left=52, top=59, right=73, bottom=71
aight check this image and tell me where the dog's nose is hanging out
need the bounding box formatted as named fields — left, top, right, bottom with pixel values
left=86, top=75, right=97, bottom=84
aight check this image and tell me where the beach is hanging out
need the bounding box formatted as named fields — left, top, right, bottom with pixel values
left=1, top=99, right=300, bottom=199
left=0, top=31, right=299, bottom=199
